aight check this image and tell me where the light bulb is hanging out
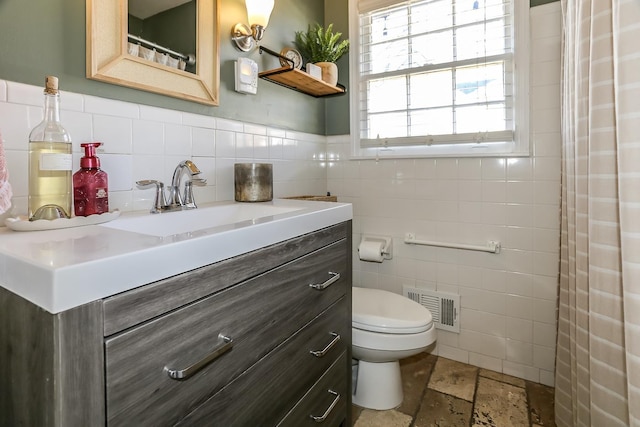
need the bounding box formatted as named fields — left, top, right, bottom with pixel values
left=245, top=0, right=274, bottom=28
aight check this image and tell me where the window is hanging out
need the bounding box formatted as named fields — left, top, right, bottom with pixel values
left=349, top=0, right=529, bottom=158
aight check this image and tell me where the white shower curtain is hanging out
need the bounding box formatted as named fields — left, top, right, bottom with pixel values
left=555, top=0, right=640, bottom=426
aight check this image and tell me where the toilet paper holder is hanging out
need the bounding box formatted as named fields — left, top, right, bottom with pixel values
left=359, top=235, right=393, bottom=261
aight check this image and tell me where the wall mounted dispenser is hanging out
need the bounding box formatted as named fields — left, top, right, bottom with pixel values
left=235, top=58, right=258, bottom=94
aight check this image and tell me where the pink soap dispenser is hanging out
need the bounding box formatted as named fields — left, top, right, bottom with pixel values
left=73, top=142, right=108, bottom=216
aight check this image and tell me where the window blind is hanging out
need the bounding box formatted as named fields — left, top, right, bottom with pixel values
left=355, top=0, right=515, bottom=149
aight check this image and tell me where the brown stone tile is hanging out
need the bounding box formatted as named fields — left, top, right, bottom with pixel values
left=427, top=357, right=479, bottom=402
left=526, top=381, right=556, bottom=426
left=353, top=409, right=413, bottom=427
left=479, top=368, right=526, bottom=388
left=472, top=377, right=529, bottom=427
left=414, top=388, right=473, bottom=427
left=397, top=351, right=438, bottom=417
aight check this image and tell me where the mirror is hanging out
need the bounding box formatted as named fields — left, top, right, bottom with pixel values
left=127, top=0, right=196, bottom=74
left=86, top=0, right=219, bottom=106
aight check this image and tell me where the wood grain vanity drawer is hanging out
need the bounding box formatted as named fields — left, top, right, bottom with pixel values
left=176, top=298, right=349, bottom=426
left=278, top=353, right=348, bottom=427
left=105, top=239, right=348, bottom=427
left=102, top=223, right=349, bottom=336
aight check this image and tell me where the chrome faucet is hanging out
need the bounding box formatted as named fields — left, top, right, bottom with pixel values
left=168, top=160, right=206, bottom=209
left=136, top=160, right=207, bottom=213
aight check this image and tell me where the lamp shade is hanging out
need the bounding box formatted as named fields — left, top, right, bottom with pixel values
left=246, top=0, right=274, bottom=28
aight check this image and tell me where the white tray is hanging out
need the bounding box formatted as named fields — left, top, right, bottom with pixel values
left=5, top=210, right=120, bottom=231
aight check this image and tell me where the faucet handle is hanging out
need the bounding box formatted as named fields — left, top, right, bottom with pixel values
left=181, top=178, right=206, bottom=209
left=190, top=178, right=207, bottom=186
left=136, top=180, right=167, bottom=214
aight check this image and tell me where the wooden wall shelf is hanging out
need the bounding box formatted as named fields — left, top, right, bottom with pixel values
left=258, top=47, right=346, bottom=98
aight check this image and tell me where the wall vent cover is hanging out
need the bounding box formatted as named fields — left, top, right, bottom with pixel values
left=402, top=285, right=460, bottom=333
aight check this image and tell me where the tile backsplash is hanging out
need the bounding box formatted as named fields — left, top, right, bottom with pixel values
left=0, top=1, right=562, bottom=388
left=0, top=81, right=328, bottom=216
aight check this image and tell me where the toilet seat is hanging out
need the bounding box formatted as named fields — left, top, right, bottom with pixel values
left=352, top=287, right=433, bottom=334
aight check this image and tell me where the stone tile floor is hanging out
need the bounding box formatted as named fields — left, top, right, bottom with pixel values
left=352, top=353, right=555, bottom=427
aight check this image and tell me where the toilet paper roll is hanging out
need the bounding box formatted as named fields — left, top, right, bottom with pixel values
left=358, top=240, right=385, bottom=262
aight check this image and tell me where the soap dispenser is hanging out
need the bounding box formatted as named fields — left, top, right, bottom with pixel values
left=73, top=142, right=108, bottom=216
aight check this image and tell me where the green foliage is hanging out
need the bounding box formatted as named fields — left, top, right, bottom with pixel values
left=294, top=23, right=350, bottom=63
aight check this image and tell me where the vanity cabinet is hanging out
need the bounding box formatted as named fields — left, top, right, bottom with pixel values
left=0, top=221, right=352, bottom=427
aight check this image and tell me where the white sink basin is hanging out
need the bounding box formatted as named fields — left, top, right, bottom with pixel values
left=0, top=198, right=352, bottom=313
left=100, top=202, right=305, bottom=237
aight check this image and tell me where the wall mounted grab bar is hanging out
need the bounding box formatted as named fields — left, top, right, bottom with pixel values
left=404, top=233, right=501, bottom=254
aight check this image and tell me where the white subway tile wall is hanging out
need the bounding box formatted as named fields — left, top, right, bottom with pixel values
left=327, top=2, right=561, bottom=387
left=0, top=84, right=329, bottom=216
left=0, top=2, right=561, bottom=388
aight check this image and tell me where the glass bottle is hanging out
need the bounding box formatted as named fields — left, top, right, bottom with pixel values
left=28, top=76, right=73, bottom=220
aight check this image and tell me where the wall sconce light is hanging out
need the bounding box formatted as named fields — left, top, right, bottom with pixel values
left=231, top=0, right=275, bottom=52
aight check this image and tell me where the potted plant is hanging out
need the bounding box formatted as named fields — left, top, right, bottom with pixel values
left=294, top=23, right=349, bottom=86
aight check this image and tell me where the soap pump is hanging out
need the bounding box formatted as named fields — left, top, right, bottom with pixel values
left=73, top=142, right=109, bottom=216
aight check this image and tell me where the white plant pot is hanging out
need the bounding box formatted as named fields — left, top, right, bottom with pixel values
left=315, top=62, right=338, bottom=86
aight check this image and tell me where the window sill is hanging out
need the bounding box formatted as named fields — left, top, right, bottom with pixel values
left=350, top=140, right=532, bottom=159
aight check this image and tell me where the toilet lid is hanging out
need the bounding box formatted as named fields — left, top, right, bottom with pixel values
left=352, top=287, right=433, bottom=334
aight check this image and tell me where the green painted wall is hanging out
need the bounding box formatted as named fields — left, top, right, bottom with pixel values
left=0, top=0, right=326, bottom=134
left=0, top=0, right=560, bottom=136
left=324, top=0, right=350, bottom=136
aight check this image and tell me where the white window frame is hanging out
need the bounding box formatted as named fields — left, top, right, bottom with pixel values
left=348, top=0, right=530, bottom=159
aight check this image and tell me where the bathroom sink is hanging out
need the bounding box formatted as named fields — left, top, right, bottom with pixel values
left=99, top=202, right=305, bottom=237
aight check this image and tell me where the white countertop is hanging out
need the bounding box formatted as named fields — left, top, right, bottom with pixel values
left=0, top=199, right=353, bottom=314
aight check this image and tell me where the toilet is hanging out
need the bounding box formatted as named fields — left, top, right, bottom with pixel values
left=352, top=287, right=436, bottom=410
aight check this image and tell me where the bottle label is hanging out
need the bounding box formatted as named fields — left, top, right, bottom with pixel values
left=40, top=153, right=72, bottom=171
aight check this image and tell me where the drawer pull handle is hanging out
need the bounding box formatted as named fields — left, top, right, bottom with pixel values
left=310, top=333, right=341, bottom=358
left=310, top=390, right=340, bottom=423
left=309, top=272, right=340, bottom=290
left=164, top=334, right=233, bottom=380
